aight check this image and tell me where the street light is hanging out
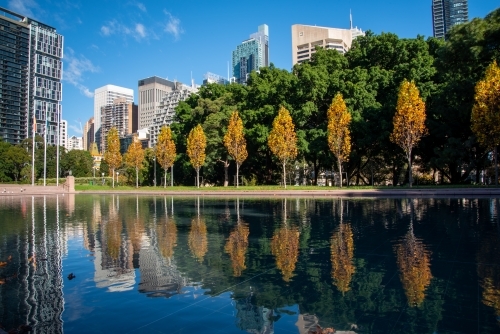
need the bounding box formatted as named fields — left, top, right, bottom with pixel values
left=153, top=156, right=156, bottom=187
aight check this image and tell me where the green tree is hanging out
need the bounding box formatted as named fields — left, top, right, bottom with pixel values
left=156, top=126, right=177, bottom=188
left=5, top=145, right=30, bottom=182
left=224, top=111, right=248, bottom=188
left=390, top=80, right=427, bottom=187
left=104, top=127, right=122, bottom=188
left=61, top=150, right=93, bottom=177
left=187, top=124, right=207, bottom=188
left=268, top=106, right=298, bottom=188
left=124, top=136, right=145, bottom=188
left=327, top=93, right=352, bottom=188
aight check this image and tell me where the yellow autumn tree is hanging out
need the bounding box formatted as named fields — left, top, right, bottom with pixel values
left=124, top=135, right=145, bottom=188
left=188, top=197, right=208, bottom=262
left=394, top=224, right=433, bottom=307
left=471, top=61, right=500, bottom=184
left=327, top=93, right=352, bottom=188
left=224, top=222, right=249, bottom=277
left=224, top=111, right=248, bottom=188
left=268, top=106, right=298, bottom=188
left=390, top=80, right=427, bottom=187
left=156, top=126, right=177, bottom=188
left=104, top=127, right=122, bottom=188
left=330, top=222, right=355, bottom=294
left=187, top=124, right=207, bottom=188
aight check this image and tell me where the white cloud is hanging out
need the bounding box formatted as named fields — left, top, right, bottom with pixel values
left=8, top=0, right=38, bottom=17
left=137, top=2, right=146, bottom=12
left=63, top=48, right=99, bottom=98
left=135, top=23, right=146, bottom=38
left=164, top=11, right=183, bottom=40
left=69, top=124, right=83, bottom=135
left=100, top=20, right=147, bottom=40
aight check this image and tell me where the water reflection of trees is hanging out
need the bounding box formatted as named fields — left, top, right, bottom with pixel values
left=330, top=224, right=355, bottom=294
left=271, top=199, right=300, bottom=282
left=394, top=224, right=433, bottom=307
left=156, top=203, right=177, bottom=261
left=188, top=198, right=208, bottom=262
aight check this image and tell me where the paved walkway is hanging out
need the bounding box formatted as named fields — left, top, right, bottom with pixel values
left=2, top=185, right=500, bottom=197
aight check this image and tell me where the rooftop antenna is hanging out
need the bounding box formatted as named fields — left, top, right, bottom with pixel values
left=190, top=71, right=194, bottom=88
left=350, top=9, right=353, bottom=29
left=227, top=61, right=229, bottom=81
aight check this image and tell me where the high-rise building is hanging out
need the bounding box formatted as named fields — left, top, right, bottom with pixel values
left=432, top=0, right=468, bottom=39
left=232, top=24, right=269, bottom=84
left=100, top=97, right=138, bottom=152
left=60, top=119, right=67, bottom=149
left=138, top=76, right=178, bottom=130
left=83, top=117, right=94, bottom=151
left=0, top=7, right=63, bottom=145
left=94, top=85, right=133, bottom=152
left=149, top=82, right=198, bottom=146
left=291, top=22, right=364, bottom=65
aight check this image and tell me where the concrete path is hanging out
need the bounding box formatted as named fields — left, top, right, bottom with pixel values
left=0, top=184, right=71, bottom=196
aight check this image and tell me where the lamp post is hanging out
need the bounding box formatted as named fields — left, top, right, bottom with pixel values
left=153, top=156, right=156, bottom=187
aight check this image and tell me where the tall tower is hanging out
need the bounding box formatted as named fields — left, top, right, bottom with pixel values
left=93, top=85, right=133, bottom=152
left=232, top=24, right=269, bottom=84
left=432, top=0, right=468, bottom=39
left=0, top=7, right=63, bottom=145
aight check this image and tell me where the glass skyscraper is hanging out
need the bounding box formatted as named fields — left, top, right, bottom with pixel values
left=0, top=7, right=63, bottom=145
left=232, top=24, right=269, bottom=84
left=432, top=0, right=469, bottom=39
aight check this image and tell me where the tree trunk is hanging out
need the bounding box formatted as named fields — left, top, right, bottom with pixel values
left=408, top=151, right=413, bottom=188
left=496, top=147, right=498, bottom=186
left=112, top=168, right=115, bottom=188
left=236, top=163, right=240, bottom=188
left=338, top=158, right=343, bottom=188
left=196, top=168, right=200, bottom=188
left=136, top=167, right=139, bottom=188
left=171, top=165, right=174, bottom=187
left=164, top=169, right=167, bottom=188
left=283, top=162, right=287, bottom=188
left=224, top=162, right=229, bottom=187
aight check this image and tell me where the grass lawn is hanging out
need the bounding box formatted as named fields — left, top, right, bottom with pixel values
left=74, top=184, right=496, bottom=192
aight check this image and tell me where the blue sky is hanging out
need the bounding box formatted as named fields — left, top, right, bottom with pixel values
left=4, top=0, right=498, bottom=137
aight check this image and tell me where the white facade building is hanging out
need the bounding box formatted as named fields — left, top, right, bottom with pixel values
left=60, top=119, right=67, bottom=149
left=291, top=21, right=364, bottom=65
left=94, top=85, right=134, bottom=151
left=67, top=135, right=83, bottom=151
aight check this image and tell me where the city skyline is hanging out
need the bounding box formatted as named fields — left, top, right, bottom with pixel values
left=2, top=0, right=498, bottom=138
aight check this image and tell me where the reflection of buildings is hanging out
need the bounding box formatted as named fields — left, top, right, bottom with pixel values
left=296, top=314, right=319, bottom=334
left=138, top=236, right=187, bottom=298
left=0, top=196, right=65, bottom=333
left=235, top=295, right=274, bottom=334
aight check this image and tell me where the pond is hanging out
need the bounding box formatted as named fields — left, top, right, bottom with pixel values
left=0, top=195, right=499, bottom=333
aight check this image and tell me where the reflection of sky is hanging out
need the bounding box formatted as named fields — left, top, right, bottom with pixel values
left=62, top=234, right=300, bottom=333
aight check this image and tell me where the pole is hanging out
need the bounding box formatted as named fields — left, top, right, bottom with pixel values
left=154, top=157, right=156, bottom=187
left=56, top=111, right=60, bottom=187
left=496, top=146, right=498, bottom=186
left=32, top=114, right=35, bottom=186
left=43, top=111, right=47, bottom=187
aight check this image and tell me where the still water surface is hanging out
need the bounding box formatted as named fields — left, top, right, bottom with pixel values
left=0, top=195, right=499, bottom=333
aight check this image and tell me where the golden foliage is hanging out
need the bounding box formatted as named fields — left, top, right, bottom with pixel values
left=224, top=222, right=250, bottom=277
left=156, top=126, right=177, bottom=169
left=477, top=230, right=500, bottom=318
left=224, top=111, right=248, bottom=166
left=390, top=80, right=427, bottom=157
left=188, top=217, right=208, bottom=262
left=471, top=60, right=500, bottom=148
left=330, top=223, right=355, bottom=293
left=268, top=106, right=298, bottom=164
left=157, top=217, right=177, bottom=260
left=187, top=124, right=207, bottom=171
left=124, top=136, right=145, bottom=171
left=105, top=207, right=121, bottom=261
left=327, top=93, right=352, bottom=163
left=104, top=127, right=122, bottom=174
left=271, top=225, right=300, bottom=282
left=394, top=228, right=432, bottom=307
